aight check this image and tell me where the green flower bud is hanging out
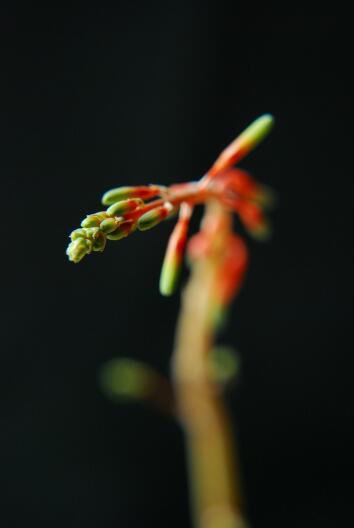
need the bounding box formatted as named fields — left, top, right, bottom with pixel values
left=70, top=228, right=87, bottom=240
left=81, top=216, right=100, bottom=228
left=102, top=185, right=162, bottom=205
left=106, top=198, right=144, bottom=216
left=102, top=186, right=137, bottom=205
left=81, top=212, right=108, bottom=228
left=100, top=218, right=119, bottom=234
left=66, top=237, right=92, bottom=263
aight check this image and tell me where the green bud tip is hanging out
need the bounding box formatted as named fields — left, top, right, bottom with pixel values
left=159, top=255, right=181, bottom=297
left=102, top=186, right=137, bottom=205
left=235, top=113, right=274, bottom=155
left=209, top=113, right=275, bottom=175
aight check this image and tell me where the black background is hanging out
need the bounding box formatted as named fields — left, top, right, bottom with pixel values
left=2, top=9, right=353, bottom=528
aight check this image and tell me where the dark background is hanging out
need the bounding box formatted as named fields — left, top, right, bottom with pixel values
left=1, top=9, right=353, bottom=528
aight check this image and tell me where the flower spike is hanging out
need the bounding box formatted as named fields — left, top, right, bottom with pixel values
left=67, top=114, right=275, bottom=299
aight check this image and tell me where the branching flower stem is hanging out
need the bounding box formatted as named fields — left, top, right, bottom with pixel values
left=67, top=114, right=275, bottom=528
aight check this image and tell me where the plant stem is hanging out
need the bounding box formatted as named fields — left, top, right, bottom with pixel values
left=171, top=201, right=248, bottom=528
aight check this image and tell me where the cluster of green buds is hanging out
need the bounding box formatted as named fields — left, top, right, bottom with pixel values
left=67, top=114, right=275, bottom=296
left=67, top=185, right=174, bottom=262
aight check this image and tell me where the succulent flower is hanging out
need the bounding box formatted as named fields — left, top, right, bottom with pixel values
left=67, top=114, right=274, bottom=298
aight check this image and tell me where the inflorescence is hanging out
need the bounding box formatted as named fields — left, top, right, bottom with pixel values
left=67, top=114, right=274, bottom=296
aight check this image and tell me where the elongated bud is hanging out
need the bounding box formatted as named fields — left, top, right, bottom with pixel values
left=208, top=114, right=274, bottom=177
left=138, top=202, right=174, bottom=231
left=102, top=185, right=163, bottom=205
left=81, top=212, right=108, bottom=228
left=106, top=198, right=144, bottom=216
left=66, top=237, right=92, bottom=263
left=159, top=203, right=192, bottom=296
left=106, top=220, right=136, bottom=240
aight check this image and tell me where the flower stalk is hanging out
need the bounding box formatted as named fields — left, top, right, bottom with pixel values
left=67, top=114, right=275, bottom=528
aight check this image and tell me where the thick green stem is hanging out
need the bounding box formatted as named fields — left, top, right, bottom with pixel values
left=171, top=202, right=248, bottom=528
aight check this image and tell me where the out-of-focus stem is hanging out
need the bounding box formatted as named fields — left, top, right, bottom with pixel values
left=171, top=202, right=248, bottom=528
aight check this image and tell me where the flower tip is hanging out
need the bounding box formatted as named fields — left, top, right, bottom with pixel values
left=66, top=237, right=91, bottom=263
left=245, top=113, right=274, bottom=145
left=259, top=113, right=274, bottom=126
left=159, top=258, right=180, bottom=296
